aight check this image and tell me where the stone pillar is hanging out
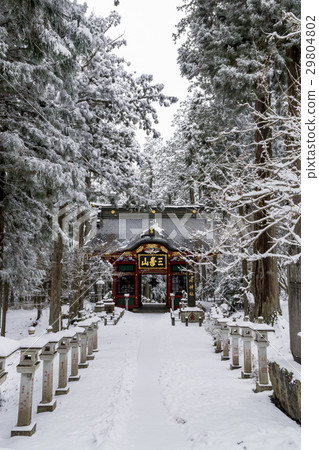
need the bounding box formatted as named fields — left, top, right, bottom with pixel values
left=92, top=322, right=99, bottom=352
left=253, top=318, right=275, bottom=392
left=0, top=357, right=7, bottom=386
left=55, top=338, right=70, bottom=395
left=86, top=325, right=95, bottom=360
left=228, top=320, right=241, bottom=370
left=11, top=349, right=41, bottom=437
left=240, top=317, right=254, bottom=379
left=96, top=279, right=105, bottom=302
left=78, top=329, right=89, bottom=369
left=95, top=280, right=105, bottom=313
left=68, top=334, right=80, bottom=382
left=37, top=342, right=57, bottom=412
left=187, top=264, right=196, bottom=307
left=211, top=314, right=222, bottom=353
left=219, top=319, right=230, bottom=361
left=124, top=293, right=129, bottom=311
left=170, top=293, right=175, bottom=311
left=214, top=322, right=223, bottom=354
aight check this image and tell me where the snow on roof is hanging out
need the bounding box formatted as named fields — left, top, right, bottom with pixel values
left=251, top=323, right=275, bottom=332
left=19, top=329, right=78, bottom=348
left=0, top=336, right=20, bottom=358
left=181, top=307, right=203, bottom=312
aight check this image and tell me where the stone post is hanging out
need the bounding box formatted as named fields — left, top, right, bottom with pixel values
left=218, top=318, right=230, bottom=361
left=0, top=357, right=7, bottom=386
left=37, top=342, right=57, bottom=413
left=228, top=319, right=241, bottom=370
left=86, top=325, right=95, bottom=360
left=211, top=313, right=222, bottom=352
left=78, top=329, right=89, bottom=369
left=170, top=293, right=175, bottom=311
left=68, top=333, right=80, bottom=382
left=55, top=338, right=71, bottom=395
left=92, top=321, right=99, bottom=352
left=239, top=316, right=254, bottom=379
left=253, top=317, right=275, bottom=392
left=124, top=293, right=129, bottom=311
left=11, top=348, right=41, bottom=437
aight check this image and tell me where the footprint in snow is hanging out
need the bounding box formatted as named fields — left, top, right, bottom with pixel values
left=175, top=416, right=187, bottom=424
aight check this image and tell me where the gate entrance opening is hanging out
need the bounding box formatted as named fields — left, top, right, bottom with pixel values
left=141, top=274, right=167, bottom=305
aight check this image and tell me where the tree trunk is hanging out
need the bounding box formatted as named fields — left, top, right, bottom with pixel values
left=189, top=186, right=195, bottom=204
left=69, top=208, right=87, bottom=320
left=1, top=281, right=9, bottom=336
left=251, top=95, right=280, bottom=323
left=238, top=206, right=249, bottom=315
left=286, top=45, right=301, bottom=362
left=49, top=205, right=67, bottom=332
left=242, top=257, right=249, bottom=315
left=0, top=168, right=5, bottom=334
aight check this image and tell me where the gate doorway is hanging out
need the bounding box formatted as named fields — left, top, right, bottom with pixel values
left=141, top=274, right=167, bottom=305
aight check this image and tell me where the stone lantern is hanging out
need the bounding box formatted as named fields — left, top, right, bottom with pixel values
left=211, top=313, right=223, bottom=353
left=0, top=336, right=19, bottom=388
left=227, top=318, right=241, bottom=370
left=68, top=330, right=82, bottom=382
left=78, top=320, right=95, bottom=360
left=78, top=327, right=89, bottom=369
left=217, top=317, right=230, bottom=360
left=11, top=338, right=44, bottom=437
left=252, top=317, right=275, bottom=392
left=95, top=279, right=105, bottom=313
left=55, top=335, right=72, bottom=396
left=104, top=291, right=115, bottom=314
left=96, top=279, right=105, bottom=301
left=90, top=317, right=100, bottom=352
left=37, top=340, right=58, bottom=413
left=239, top=316, right=254, bottom=379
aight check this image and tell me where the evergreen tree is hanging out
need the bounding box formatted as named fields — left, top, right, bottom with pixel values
left=175, top=0, right=300, bottom=323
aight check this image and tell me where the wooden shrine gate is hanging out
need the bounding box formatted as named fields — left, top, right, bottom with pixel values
left=88, top=205, right=219, bottom=310
left=105, top=239, right=191, bottom=310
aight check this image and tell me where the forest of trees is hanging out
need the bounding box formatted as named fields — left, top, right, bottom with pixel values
left=0, top=1, right=300, bottom=361
left=146, top=0, right=301, bottom=359
left=0, top=0, right=176, bottom=332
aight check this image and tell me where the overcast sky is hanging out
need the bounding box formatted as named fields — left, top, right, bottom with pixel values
left=80, top=0, right=189, bottom=143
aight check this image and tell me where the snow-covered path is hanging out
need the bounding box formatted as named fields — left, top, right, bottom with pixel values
left=118, top=316, right=191, bottom=450
left=0, top=312, right=301, bottom=450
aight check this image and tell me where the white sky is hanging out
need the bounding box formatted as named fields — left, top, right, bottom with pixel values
left=80, top=0, right=189, bottom=143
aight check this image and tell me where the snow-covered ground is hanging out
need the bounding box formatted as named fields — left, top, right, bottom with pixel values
left=0, top=308, right=301, bottom=450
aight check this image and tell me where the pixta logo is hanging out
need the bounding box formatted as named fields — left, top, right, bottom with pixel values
left=52, top=204, right=97, bottom=248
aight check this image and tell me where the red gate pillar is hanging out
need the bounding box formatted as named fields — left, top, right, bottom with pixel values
left=167, top=256, right=172, bottom=308
left=134, top=261, right=139, bottom=309
left=112, top=263, right=117, bottom=306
